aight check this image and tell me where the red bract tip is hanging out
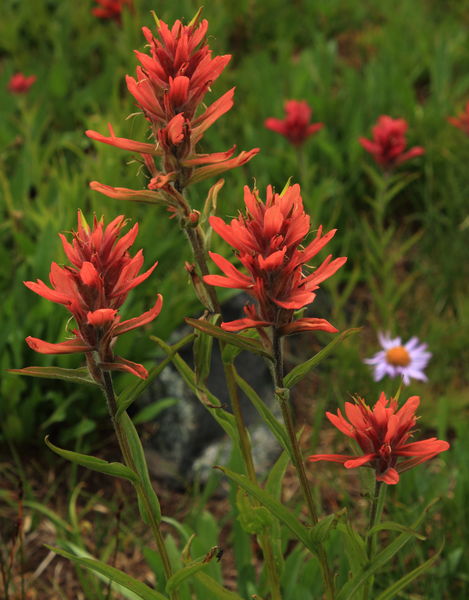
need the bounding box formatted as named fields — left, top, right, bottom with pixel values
left=92, top=0, right=132, bottom=24
left=24, top=212, right=162, bottom=379
left=448, top=101, right=469, bottom=136
left=204, top=183, right=346, bottom=335
left=308, top=393, right=449, bottom=484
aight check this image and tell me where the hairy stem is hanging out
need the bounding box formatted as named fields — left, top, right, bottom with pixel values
left=363, top=480, right=387, bottom=600
left=182, top=217, right=282, bottom=599
left=100, top=370, right=177, bottom=598
left=272, top=330, right=335, bottom=600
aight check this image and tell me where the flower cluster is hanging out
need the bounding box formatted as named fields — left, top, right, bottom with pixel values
left=87, top=13, right=258, bottom=201
left=204, top=183, right=347, bottom=335
left=359, top=115, right=424, bottom=170
left=92, top=0, right=132, bottom=23
left=8, top=72, right=36, bottom=94
left=448, top=101, right=469, bottom=135
left=24, top=212, right=162, bottom=379
left=365, top=333, right=431, bottom=385
left=265, top=100, right=323, bottom=146
left=309, top=393, right=449, bottom=484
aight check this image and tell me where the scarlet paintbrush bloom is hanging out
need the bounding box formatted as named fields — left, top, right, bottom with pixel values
left=86, top=13, right=258, bottom=194
left=8, top=72, right=36, bottom=94
left=308, top=393, right=449, bottom=485
left=24, top=212, right=162, bottom=379
left=204, top=183, right=347, bottom=335
left=92, top=0, right=132, bottom=23
left=448, top=101, right=469, bottom=135
left=359, top=115, right=424, bottom=170
left=265, top=100, right=323, bottom=146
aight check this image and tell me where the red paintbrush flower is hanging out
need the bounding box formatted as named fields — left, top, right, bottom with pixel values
left=359, top=115, right=424, bottom=170
left=86, top=13, right=258, bottom=193
left=204, top=183, right=346, bottom=335
left=24, top=211, right=162, bottom=379
left=92, top=0, right=132, bottom=24
left=448, top=101, right=469, bottom=135
left=265, top=100, right=323, bottom=146
left=8, top=72, right=36, bottom=94
left=308, top=393, right=449, bottom=484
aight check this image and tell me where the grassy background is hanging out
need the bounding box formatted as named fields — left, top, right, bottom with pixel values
left=1, top=0, right=468, bottom=598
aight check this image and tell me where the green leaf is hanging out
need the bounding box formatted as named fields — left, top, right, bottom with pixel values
left=150, top=335, right=239, bottom=443
left=336, top=520, right=368, bottom=574
left=44, top=436, right=138, bottom=483
left=375, top=542, right=444, bottom=600
left=236, top=490, right=274, bottom=535
left=368, top=520, right=426, bottom=540
left=133, top=398, right=178, bottom=425
left=185, top=317, right=273, bottom=360
left=166, top=546, right=220, bottom=593
left=265, top=447, right=290, bottom=499
left=9, top=366, right=97, bottom=385
left=118, top=412, right=162, bottom=524
left=283, top=328, right=360, bottom=389
left=116, top=333, right=195, bottom=417
left=46, top=545, right=168, bottom=600
left=309, top=512, right=344, bottom=546
left=217, top=466, right=314, bottom=552
left=193, top=315, right=216, bottom=384
left=193, top=571, right=245, bottom=600
left=336, top=499, right=439, bottom=600
left=234, top=370, right=290, bottom=453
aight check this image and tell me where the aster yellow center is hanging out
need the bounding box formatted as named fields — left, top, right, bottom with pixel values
left=386, top=345, right=410, bottom=367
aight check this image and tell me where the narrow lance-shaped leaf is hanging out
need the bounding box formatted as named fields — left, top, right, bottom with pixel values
left=116, top=333, right=195, bottom=417
left=150, top=335, right=240, bottom=443
left=9, top=366, right=97, bottom=385
left=193, top=571, right=246, bottom=600
left=284, top=328, right=360, bottom=388
left=234, top=370, right=290, bottom=454
left=336, top=499, right=439, bottom=600
left=166, top=546, right=221, bottom=594
left=118, top=412, right=162, bottom=524
left=216, top=466, right=315, bottom=552
left=185, top=317, right=273, bottom=359
left=46, top=545, right=168, bottom=600
left=375, top=541, right=444, bottom=600
left=44, top=436, right=138, bottom=483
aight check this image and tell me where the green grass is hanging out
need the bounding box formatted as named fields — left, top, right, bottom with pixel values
left=1, top=0, right=468, bottom=598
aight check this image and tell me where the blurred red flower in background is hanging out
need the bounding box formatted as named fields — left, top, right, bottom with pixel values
left=92, top=0, right=132, bottom=23
left=308, top=393, right=449, bottom=484
left=204, top=183, right=346, bottom=335
left=448, top=101, right=469, bottom=135
left=359, top=115, right=424, bottom=170
left=265, top=100, right=323, bottom=146
left=24, top=212, right=162, bottom=379
left=8, top=72, right=36, bottom=94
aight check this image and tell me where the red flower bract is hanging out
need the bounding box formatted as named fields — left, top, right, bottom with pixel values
left=359, top=115, right=424, bottom=170
left=265, top=100, right=323, bottom=146
left=308, top=393, right=449, bottom=484
left=8, top=72, right=36, bottom=94
left=24, top=212, right=162, bottom=379
left=204, top=183, right=347, bottom=335
left=448, top=101, right=469, bottom=135
left=86, top=13, right=258, bottom=192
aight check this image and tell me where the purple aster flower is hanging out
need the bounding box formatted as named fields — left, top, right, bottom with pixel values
left=364, top=333, right=431, bottom=385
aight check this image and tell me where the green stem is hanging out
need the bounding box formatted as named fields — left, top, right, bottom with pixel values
left=182, top=217, right=282, bottom=600
left=100, top=370, right=177, bottom=599
left=272, top=330, right=335, bottom=600
left=363, top=480, right=387, bottom=600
